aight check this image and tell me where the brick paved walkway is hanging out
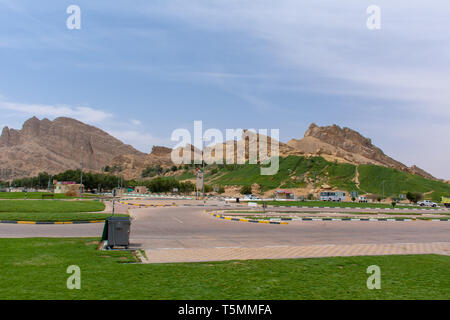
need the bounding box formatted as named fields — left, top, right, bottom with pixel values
left=143, top=242, right=450, bottom=263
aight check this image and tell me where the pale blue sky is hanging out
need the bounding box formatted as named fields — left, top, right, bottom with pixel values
left=0, top=1, right=449, bottom=179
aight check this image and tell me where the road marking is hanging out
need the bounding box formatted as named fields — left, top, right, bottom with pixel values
left=265, top=245, right=289, bottom=248
left=172, top=217, right=183, bottom=224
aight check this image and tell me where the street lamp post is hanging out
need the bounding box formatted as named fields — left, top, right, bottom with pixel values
left=288, top=169, right=293, bottom=199
left=202, top=139, right=205, bottom=205
left=80, top=147, right=84, bottom=200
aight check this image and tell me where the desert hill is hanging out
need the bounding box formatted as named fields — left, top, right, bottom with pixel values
left=0, top=117, right=145, bottom=179
left=0, top=117, right=437, bottom=182
left=287, top=123, right=434, bottom=179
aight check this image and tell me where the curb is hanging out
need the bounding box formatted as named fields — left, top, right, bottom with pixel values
left=0, top=220, right=105, bottom=224
left=205, top=210, right=288, bottom=225
left=266, top=205, right=449, bottom=212
left=120, top=201, right=177, bottom=208
left=121, top=202, right=234, bottom=208
left=269, top=217, right=449, bottom=222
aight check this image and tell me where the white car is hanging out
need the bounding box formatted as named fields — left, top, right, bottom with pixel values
left=244, top=194, right=259, bottom=200
left=418, top=200, right=438, bottom=207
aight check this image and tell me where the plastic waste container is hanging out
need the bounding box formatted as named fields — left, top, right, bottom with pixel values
left=102, top=216, right=131, bottom=249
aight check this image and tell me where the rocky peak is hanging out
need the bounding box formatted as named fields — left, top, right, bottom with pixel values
left=0, top=126, right=21, bottom=147
left=150, top=146, right=172, bottom=156
left=304, top=123, right=373, bottom=148
left=0, top=116, right=145, bottom=179
left=287, top=123, right=436, bottom=180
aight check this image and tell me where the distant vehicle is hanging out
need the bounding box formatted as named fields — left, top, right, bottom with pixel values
left=358, top=196, right=368, bottom=203
left=244, top=194, right=259, bottom=200
left=441, top=196, right=450, bottom=208
left=418, top=200, right=438, bottom=207
left=320, top=191, right=346, bottom=202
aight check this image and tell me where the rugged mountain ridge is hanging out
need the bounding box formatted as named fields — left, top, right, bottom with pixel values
left=0, top=117, right=436, bottom=180
left=287, top=123, right=434, bottom=179
left=0, top=117, right=145, bottom=179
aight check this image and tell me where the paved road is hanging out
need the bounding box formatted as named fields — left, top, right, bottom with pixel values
left=129, top=207, right=450, bottom=250
left=1, top=206, right=449, bottom=246
left=2, top=205, right=449, bottom=262
left=0, top=223, right=103, bottom=238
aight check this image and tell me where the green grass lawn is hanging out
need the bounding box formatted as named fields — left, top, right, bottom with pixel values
left=0, top=200, right=106, bottom=221
left=1, top=238, right=449, bottom=299
left=0, top=212, right=127, bottom=222
left=0, top=192, right=98, bottom=199
left=0, top=200, right=105, bottom=213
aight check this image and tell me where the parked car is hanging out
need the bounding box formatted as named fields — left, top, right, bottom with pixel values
left=358, top=196, right=368, bottom=203
left=244, top=194, right=260, bottom=200
left=418, top=200, right=438, bottom=207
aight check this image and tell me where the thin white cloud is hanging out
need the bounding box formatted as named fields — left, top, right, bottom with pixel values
left=0, top=97, right=112, bottom=124
left=142, top=0, right=450, bottom=119
left=130, top=119, right=142, bottom=126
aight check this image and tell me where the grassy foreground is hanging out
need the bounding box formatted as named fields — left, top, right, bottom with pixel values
left=0, top=200, right=107, bottom=221
left=0, top=192, right=98, bottom=199
left=1, top=238, right=449, bottom=300
left=0, top=200, right=105, bottom=213
left=0, top=212, right=127, bottom=222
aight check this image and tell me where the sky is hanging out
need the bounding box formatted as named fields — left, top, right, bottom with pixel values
left=0, top=0, right=449, bottom=179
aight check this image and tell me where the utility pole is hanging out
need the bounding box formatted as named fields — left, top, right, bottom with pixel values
left=382, top=180, right=385, bottom=199
left=80, top=147, right=84, bottom=200
left=288, top=169, right=293, bottom=199
left=311, top=171, right=317, bottom=189
left=202, top=138, right=205, bottom=205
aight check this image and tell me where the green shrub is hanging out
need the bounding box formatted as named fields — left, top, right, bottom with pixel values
left=240, top=185, right=252, bottom=195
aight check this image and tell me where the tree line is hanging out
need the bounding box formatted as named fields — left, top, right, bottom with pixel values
left=2, top=170, right=199, bottom=194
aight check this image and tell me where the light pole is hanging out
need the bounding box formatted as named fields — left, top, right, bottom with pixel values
left=202, top=140, right=205, bottom=205
left=288, top=169, right=293, bottom=199
left=80, top=146, right=84, bottom=200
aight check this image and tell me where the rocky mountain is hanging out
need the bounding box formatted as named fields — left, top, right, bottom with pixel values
left=110, top=145, right=175, bottom=179
left=286, top=123, right=435, bottom=179
left=0, top=116, right=145, bottom=179
left=0, top=117, right=436, bottom=181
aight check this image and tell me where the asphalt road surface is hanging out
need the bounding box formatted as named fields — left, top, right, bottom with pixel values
left=129, top=207, right=450, bottom=250
left=1, top=206, right=449, bottom=252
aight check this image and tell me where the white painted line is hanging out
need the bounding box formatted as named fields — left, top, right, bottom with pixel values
left=265, top=245, right=289, bottom=248
left=172, top=217, right=183, bottom=224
